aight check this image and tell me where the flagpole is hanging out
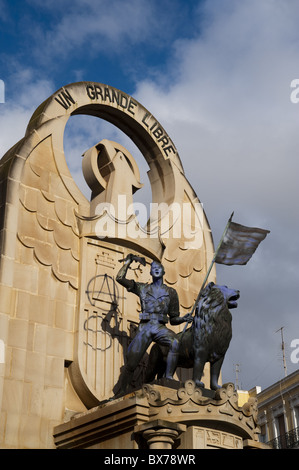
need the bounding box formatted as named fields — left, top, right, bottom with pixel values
left=182, top=212, right=234, bottom=333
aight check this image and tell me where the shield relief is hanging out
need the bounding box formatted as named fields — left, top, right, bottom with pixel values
left=72, top=237, right=153, bottom=406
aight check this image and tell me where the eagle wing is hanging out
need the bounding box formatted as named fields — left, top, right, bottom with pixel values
left=18, top=135, right=80, bottom=289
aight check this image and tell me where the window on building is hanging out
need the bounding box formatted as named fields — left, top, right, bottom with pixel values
left=277, top=414, right=287, bottom=449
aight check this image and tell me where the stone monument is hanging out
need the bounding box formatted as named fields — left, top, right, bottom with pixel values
left=0, top=82, right=266, bottom=449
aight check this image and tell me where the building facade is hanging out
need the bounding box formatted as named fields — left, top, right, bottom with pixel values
left=257, top=370, right=299, bottom=449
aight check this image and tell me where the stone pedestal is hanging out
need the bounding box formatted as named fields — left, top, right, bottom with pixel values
left=53, top=380, right=270, bottom=449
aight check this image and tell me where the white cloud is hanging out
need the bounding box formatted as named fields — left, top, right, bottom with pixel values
left=0, top=68, right=54, bottom=157
left=133, top=0, right=299, bottom=389
left=134, top=0, right=299, bottom=222
left=27, top=0, right=173, bottom=63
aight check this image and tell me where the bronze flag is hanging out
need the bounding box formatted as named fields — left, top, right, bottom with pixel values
left=215, top=220, right=270, bottom=266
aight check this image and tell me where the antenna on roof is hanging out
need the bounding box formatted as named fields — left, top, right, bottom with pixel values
left=275, top=326, right=287, bottom=378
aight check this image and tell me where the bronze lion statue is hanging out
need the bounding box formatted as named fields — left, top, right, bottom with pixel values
left=144, top=282, right=240, bottom=390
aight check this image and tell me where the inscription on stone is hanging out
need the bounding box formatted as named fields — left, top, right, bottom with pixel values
left=53, top=83, right=176, bottom=159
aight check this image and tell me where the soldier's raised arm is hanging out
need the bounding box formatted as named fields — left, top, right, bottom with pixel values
left=116, top=254, right=135, bottom=291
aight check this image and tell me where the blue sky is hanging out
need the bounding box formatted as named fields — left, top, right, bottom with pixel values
left=0, top=0, right=202, bottom=94
left=1, top=0, right=299, bottom=391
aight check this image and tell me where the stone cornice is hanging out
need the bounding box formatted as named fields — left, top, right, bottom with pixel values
left=139, top=380, right=260, bottom=441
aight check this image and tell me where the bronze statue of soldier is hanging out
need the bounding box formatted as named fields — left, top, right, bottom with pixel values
left=115, top=254, right=192, bottom=395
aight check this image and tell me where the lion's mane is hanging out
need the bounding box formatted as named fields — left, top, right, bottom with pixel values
left=193, top=283, right=233, bottom=363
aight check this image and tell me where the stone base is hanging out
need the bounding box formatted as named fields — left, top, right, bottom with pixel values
left=53, top=380, right=270, bottom=449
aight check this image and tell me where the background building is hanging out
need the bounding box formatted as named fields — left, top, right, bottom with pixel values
left=239, top=370, right=299, bottom=449
left=257, top=369, right=299, bottom=449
